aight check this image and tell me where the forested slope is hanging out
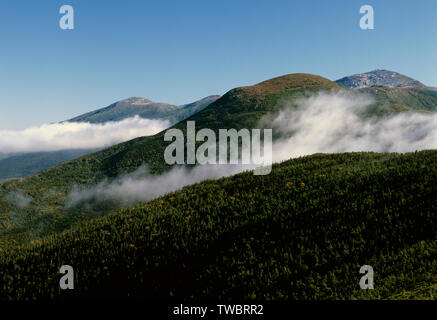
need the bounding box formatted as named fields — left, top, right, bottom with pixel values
left=1, top=151, right=436, bottom=300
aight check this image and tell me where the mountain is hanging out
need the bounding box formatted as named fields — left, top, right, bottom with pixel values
left=1, top=151, right=436, bottom=299
left=0, top=149, right=100, bottom=180
left=40, top=74, right=343, bottom=177
left=358, top=86, right=437, bottom=114
left=67, top=97, right=177, bottom=123
left=336, top=69, right=426, bottom=89
left=337, top=70, right=437, bottom=115
left=2, top=72, right=437, bottom=244
left=0, top=72, right=436, bottom=300
left=67, top=95, right=220, bottom=124
left=2, top=71, right=437, bottom=244
left=0, top=96, right=220, bottom=180
left=0, top=73, right=343, bottom=243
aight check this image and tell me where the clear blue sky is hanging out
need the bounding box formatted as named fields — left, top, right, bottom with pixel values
left=0, top=0, right=436, bottom=128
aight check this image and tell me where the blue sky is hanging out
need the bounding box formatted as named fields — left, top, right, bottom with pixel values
left=0, top=0, right=436, bottom=128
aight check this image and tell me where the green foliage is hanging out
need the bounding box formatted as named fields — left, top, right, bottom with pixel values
left=0, top=74, right=344, bottom=243
left=359, top=86, right=437, bottom=114
left=0, top=74, right=435, bottom=300
left=0, top=151, right=436, bottom=300
left=0, top=73, right=435, bottom=246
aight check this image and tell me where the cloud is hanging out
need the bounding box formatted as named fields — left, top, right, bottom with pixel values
left=66, top=164, right=253, bottom=209
left=66, top=90, right=437, bottom=210
left=0, top=116, right=170, bottom=153
left=6, top=191, right=32, bottom=208
left=271, top=90, right=437, bottom=162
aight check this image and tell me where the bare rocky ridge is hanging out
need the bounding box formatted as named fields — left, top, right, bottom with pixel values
left=336, top=69, right=426, bottom=89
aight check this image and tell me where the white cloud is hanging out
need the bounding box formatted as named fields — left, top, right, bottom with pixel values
left=6, top=191, right=32, bottom=208
left=67, top=90, right=437, bottom=210
left=66, top=164, right=252, bottom=209
left=271, top=90, right=437, bottom=161
left=0, top=116, right=170, bottom=153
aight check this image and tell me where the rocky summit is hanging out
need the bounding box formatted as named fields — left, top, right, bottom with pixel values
left=336, top=69, right=425, bottom=89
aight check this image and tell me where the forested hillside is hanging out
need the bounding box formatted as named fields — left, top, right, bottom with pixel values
left=0, top=151, right=436, bottom=299
left=2, top=73, right=437, bottom=246
left=0, top=74, right=344, bottom=243
left=358, top=86, right=437, bottom=114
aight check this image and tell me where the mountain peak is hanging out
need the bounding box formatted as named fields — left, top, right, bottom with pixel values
left=115, top=97, right=154, bottom=107
left=336, top=70, right=425, bottom=89
left=238, top=73, right=341, bottom=96
left=66, top=95, right=220, bottom=124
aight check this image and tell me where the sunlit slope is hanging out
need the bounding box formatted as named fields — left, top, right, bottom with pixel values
left=359, top=86, right=437, bottom=114
left=0, top=151, right=436, bottom=299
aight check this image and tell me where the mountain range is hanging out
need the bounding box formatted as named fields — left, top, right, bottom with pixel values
left=337, top=69, right=437, bottom=115
left=66, top=95, right=221, bottom=124
left=3, top=69, right=437, bottom=181
left=1, top=73, right=343, bottom=243
left=0, top=95, right=220, bottom=180
left=1, top=70, right=436, bottom=241
left=0, top=70, right=436, bottom=299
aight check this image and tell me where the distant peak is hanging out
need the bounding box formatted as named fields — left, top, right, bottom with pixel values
left=370, top=69, right=391, bottom=73
left=203, top=95, right=222, bottom=99
left=117, top=97, right=154, bottom=105
left=336, top=70, right=425, bottom=89
left=242, top=73, right=341, bottom=94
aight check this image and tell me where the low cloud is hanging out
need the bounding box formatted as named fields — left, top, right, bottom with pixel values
left=66, top=90, right=437, bottom=210
left=7, top=191, right=32, bottom=208
left=0, top=116, right=170, bottom=153
left=66, top=164, right=253, bottom=209
left=271, top=90, right=437, bottom=161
